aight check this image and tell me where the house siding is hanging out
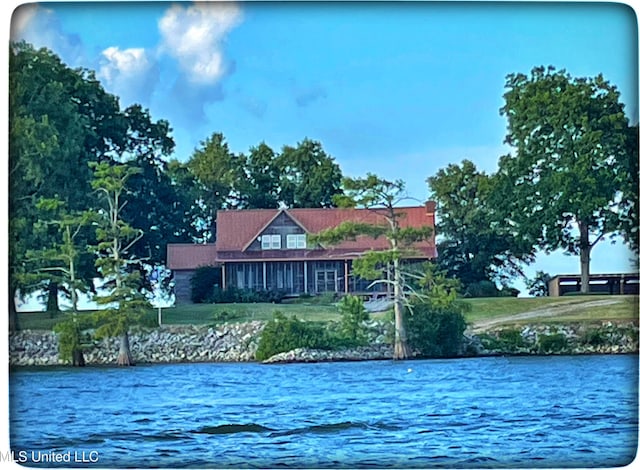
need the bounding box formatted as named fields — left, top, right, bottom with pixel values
left=173, top=270, right=195, bottom=304
left=246, top=212, right=306, bottom=252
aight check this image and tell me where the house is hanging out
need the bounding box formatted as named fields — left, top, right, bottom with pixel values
left=547, top=273, right=639, bottom=297
left=167, top=203, right=437, bottom=303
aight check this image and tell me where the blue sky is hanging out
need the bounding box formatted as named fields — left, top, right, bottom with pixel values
left=9, top=1, right=639, bottom=298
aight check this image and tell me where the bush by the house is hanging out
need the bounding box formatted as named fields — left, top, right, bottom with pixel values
left=337, top=295, right=370, bottom=345
left=405, top=300, right=468, bottom=358
left=255, top=312, right=336, bottom=361
left=190, top=266, right=222, bottom=303
left=205, top=286, right=288, bottom=304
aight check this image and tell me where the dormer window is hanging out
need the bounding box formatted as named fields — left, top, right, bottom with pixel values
left=286, top=234, right=307, bottom=249
left=261, top=234, right=281, bottom=250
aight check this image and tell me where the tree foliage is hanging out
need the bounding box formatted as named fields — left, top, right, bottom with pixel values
left=497, top=66, right=632, bottom=292
left=255, top=312, right=335, bottom=361
left=526, top=271, right=551, bottom=297
left=90, top=162, right=150, bottom=366
left=9, top=42, right=192, bottom=321
left=9, top=41, right=126, bottom=321
left=619, top=124, right=639, bottom=253
left=337, top=295, right=370, bottom=344
left=312, top=174, right=433, bottom=360
left=427, top=159, right=535, bottom=293
left=277, top=138, right=343, bottom=208
left=239, top=142, right=280, bottom=209
left=405, top=262, right=469, bottom=358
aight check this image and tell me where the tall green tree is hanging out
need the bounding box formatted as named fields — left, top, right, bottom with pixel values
left=23, top=199, right=95, bottom=365
left=22, top=199, right=94, bottom=313
left=90, top=162, right=149, bottom=366
left=118, top=105, right=198, bottom=269
left=277, top=139, right=343, bottom=208
left=427, top=159, right=535, bottom=293
left=9, top=41, right=127, bottom=316
left=187, top=132, right=244, bottom=241
left=498, top=66, right=631, bottom=293
left=312, top=174, right=433, bottom=360
left=619, top=124, right=639, bottom=253
left=239, top=142, right=280, bottom=209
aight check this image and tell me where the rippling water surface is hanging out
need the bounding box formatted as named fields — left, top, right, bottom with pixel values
left=10, top=355, right=638, bottom=468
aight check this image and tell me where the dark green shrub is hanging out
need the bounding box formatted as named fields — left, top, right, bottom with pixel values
left=496, top=328, right=527, bottom=350
left=405, top=301, right=467, bottom=357
left=526, top=271, right=551, bottom=297
left=207, top=287, right=287, bottom=304
left=337, top=295, right=370, bottom=344
left=255, top=312, right=335, bottom=361
left=190, top=266, right=222, bottom=303
left=499, top=287, right=520, bottom=297
left=479, top=328, right=531, bottom=353
left=537, top=333, right=569, bottom=353
left=582, top=329, right=607, bottom=347
left=464, top=280, right=501, bottom=298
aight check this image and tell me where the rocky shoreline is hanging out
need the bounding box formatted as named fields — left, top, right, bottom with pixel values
left=9, top=320, right=639, bottom=367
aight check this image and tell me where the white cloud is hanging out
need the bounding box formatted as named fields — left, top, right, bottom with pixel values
left=98, top=46, right=157, bottom=106
left=100, top=47, right=151, bottom=81
left=158, top=2, right=242, bottom=84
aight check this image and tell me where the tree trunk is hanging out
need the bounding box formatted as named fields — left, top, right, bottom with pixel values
left=117, top=331, right=135, bottom=366
left=392, top=259, right=410, bottom=360
left=579, top=222, right=591, bottom=294
left=72, top=348, right=86, bottom=367
left=9, top=292, right=19, bottom=333
left=46, top=282, right=60, bottom=317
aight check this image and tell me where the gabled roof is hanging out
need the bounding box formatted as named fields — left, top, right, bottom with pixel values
left=216, top=203, right=436, bottom=253
left=167, top=243, right=218, bottom=270
left=240, top=209, right=313, bottom=251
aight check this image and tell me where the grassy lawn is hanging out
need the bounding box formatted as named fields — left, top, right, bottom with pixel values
left=160, top=301, right=342, bottom=325
left=463, top=295, right=638, bottom=325
left=15, top=294, right=637, bottom=331
left=15, top=301, right=343, bottom=330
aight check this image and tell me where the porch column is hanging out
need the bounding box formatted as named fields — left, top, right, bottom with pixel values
left=263, top=262, right=267, bottom=290
left=304, top=261, right=308, bottom=294
left=344, top=260, right=349, bottom=293
left=222, top=264, right=226, bottom=290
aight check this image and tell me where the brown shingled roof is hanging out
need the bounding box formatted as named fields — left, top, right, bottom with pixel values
left=217, top=204, right=436, bottom=253
left=167, top=243, right=218, bottom=270
left=167, top=204, right=436, bottom=269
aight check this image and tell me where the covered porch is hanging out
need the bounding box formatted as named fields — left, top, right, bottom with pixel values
left=223, top=260, right=388, bottom=296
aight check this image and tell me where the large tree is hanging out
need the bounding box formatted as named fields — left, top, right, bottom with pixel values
left=9, top=42, right=127, bottom=317
left=277, top=138, right=343, bottom=208
left=186, top=132, right=244, bottom=241
left=90, top=162, right=150, bottom=366
left=238, top=142, right=280, bottom=209
left=25, top=199, right=94, bottom=365
left=427, top=159, right=535, bottom=293
left=498, top=66, right=631, bottom=293
left=119, top=105, right=197, bottom=266
left=312, top=174, right=433, bottom=360
left=619, top=124, right=639, bottom=253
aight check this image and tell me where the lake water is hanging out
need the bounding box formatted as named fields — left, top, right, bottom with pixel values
left=9, top=355, right=638, bottom=468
